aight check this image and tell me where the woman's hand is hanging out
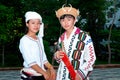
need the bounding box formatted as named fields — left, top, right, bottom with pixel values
left=43, top=71, right=50, bottom=80
left=44, top=62, right=56, bottom=80
left=49, top=68, right=56, bottom=80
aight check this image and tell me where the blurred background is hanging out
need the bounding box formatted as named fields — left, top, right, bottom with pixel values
left=0, top=0, right=120, bottom=67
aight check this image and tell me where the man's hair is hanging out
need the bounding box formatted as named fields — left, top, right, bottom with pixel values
left=60, top=14, right=75, bottom=20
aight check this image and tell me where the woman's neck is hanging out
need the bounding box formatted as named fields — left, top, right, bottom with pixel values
left=27, top=33, right=37, bottom=40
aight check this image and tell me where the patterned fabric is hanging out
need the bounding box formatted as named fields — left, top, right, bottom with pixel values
left=56, top=27, right=96, bottom=80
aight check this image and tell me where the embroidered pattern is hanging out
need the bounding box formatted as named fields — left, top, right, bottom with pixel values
left=72, top=32, right=86, bottom=70
left=61, top=33, right=76, bottom=80
left=60, top=28, right=80, bottom=80
left=85, top=38, right=92, bottom=45
left=59, top=28, right=87, bottom=80
left=77, top=69, right=85, bottom=79
left=84, top=45, right=94, bottom=70
left=78, top=32, right=86, bottom=41
left=72, top=50, right=81, bottom=60
left=72, top=60, right=80, bottom=70
left=68, top=34, right=76, bottom=57
left=76, top=41, right=85, bottom=51
left=62, top=66, right=66, bottom=80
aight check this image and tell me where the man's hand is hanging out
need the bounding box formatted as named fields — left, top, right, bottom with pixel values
left=75, top=73, right=82, bottom=80
left=54, top=51, right=64, bottom=60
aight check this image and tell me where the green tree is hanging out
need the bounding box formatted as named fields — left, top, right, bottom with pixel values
left=71, top=0, right=108, bottom=58
left=0, top=4, right=22, bottom=66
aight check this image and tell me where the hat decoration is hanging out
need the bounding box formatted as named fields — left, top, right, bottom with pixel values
left=56, top=4, right=80, bottom=19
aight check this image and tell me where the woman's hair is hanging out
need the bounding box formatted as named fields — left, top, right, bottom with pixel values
left=60, top=14, right=75, bottom=20
left=25, top=20, right=30, bottom=34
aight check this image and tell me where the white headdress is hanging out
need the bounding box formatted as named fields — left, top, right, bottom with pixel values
left=25, top=11, right=42, bottom=22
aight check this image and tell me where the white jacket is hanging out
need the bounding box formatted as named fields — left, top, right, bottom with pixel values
left=56, top=27, right=96, bottom=80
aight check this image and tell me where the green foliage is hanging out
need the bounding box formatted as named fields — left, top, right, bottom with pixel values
left=0, top=4, right=22, bottom=45
left=111, top=30, right=120, bottom=54
left=98, top=29, right=120, bottom=62
left=111, top=30, right=120, bottom=41
left=0, top=5, right=14, bottom=44
left=0, top=4, right=23, bottom=66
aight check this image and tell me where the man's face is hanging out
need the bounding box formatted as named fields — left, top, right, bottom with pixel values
left=60, top=15, right=75, bottom=31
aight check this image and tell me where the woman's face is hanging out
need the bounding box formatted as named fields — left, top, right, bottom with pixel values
left=60, top=15, right=75, bottom=31
left=26, top=19, right=41, bottom=34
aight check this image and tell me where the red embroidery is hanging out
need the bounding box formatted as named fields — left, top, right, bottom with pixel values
left=60, top=28, right=80, bottom=41
left=85, top=45, right=94, bottom=70
left=75, top=28, right=80, bottom=34
left=77, top=70, right=85, bottom=80
left=60, top=32, right=65, bottom=41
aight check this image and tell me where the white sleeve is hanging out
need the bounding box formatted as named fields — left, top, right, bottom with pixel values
left=19, top=38, right=37, bottom=66
left=38, top=37, right=48, bottom=64
left=77, top=35, right=96, bottom=79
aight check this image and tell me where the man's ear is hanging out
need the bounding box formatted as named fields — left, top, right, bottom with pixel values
left=74, top=19, right=77, bottom=25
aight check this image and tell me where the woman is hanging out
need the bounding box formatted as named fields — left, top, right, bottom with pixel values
left=54, top=5, right=96, bottom=80
left=19, top=11, right=56, bottom=80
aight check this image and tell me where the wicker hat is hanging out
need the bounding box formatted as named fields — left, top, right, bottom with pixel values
left=56, top=4, right=79, bottom=19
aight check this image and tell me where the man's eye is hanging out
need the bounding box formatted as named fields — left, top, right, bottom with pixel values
left=60, top=19, right=64, bottom=22
left=40, top=23, right=42, bottom=25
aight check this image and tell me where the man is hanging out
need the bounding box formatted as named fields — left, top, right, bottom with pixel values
left=54, top=4, right=96, bottom=80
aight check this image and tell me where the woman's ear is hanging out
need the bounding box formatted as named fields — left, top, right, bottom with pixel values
left=26, top=22, right=28, bottom=27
